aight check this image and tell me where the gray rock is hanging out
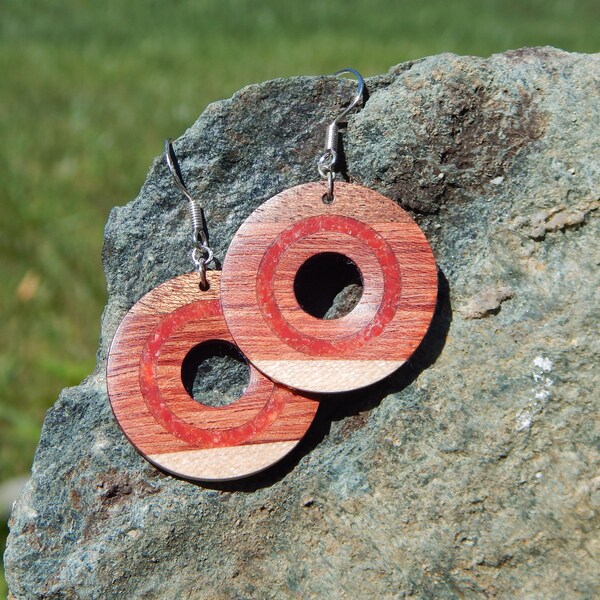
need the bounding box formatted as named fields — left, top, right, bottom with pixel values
left=5, top=48, right=600, bottom=599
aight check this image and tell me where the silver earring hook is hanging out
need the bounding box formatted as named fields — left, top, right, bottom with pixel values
left=164, top=139, right=214, bottom=290
left=164, top=139, right=194, bottom=204
left=331, top=68, right=365, bottom=123
left=318, top=68, right=366, bottom=203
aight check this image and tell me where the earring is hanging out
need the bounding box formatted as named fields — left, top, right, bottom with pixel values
left=106, top=143, right=318, bottom=482
left=106, top=68, right=437, bottom=481
left=220, top=69, right=438, bottom=393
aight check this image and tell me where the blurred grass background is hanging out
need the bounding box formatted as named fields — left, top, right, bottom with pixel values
left=0, top=0, right=598, bottom=594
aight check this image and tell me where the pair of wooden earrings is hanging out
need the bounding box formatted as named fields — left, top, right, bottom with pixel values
left=106, top=70, right=438, bottom=481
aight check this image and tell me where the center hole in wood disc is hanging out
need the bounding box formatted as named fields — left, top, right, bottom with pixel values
left=293, top=252, right=364, bottom=319
left=181, top=340, right=250, bottom=407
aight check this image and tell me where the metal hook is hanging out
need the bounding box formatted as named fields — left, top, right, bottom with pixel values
left=164, top=139, right=194, bottom=204
left=164, top=139, right=214, bottom=285
left=318, top=68, right=365, bottom=202
left=331, top=68, right=365, bottom=124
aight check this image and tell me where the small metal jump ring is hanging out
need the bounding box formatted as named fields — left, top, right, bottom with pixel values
left=191, top=249, right=208, bottom=289
left=323, top=171, right=335, bottom=204
left=192, top=246, right=214, bottom=266
left=198, top=263, right=208, bottom=289
left=318, top=150, right=337, bottom=178
left=203, top=246, right=215, bottom=266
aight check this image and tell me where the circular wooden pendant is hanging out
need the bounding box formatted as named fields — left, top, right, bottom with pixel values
left=106, top=271, right=318, bottom=481
left=220, top=182, right=438, bottom=393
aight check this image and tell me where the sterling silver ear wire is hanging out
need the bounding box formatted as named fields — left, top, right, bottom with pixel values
left=164, top=140, right=214, bottom=289
left=318, top=68, right=365, bottom=203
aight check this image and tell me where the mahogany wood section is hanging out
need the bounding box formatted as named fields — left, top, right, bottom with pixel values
left=220, top=182, right=438, bottom=393
left=106, top=271, right=319, bottom=481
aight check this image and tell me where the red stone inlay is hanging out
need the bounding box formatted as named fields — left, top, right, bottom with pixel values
left=139, top=299, right=286, bottom=448
left=256, top=215, right=402, bottom=356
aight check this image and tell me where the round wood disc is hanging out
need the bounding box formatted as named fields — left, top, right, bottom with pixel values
left=106, top=271, right=319, bottom=481
left=221, top=182, right=438, bottom=393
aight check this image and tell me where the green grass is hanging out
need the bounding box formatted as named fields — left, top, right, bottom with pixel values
left=0, top=0, right=598, bottom=593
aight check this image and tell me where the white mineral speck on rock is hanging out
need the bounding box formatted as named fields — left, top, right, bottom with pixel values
left=534, top=356, right=553, bottom=372
left=515, top=357, right=555, bottom=431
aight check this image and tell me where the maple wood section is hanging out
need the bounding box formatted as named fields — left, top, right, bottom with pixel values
left=106, top=271, right=319, bottom=481
left=221, top=181, right=438, bottom=393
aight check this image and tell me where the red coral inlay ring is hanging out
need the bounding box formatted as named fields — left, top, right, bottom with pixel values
left=256, top=215, right=401, bottom=355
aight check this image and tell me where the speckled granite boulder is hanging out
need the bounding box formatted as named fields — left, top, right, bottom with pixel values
left=6, top=48, right=600, bottom=599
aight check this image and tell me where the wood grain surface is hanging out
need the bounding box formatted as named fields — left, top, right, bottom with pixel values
left=221, top=182, right=438, bottom=393
left=106, top=271, right=319, bottom=481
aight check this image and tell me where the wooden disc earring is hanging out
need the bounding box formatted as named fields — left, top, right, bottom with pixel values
left=106, top=143, right=318, bottom=481
left=220, top=69, right=438, bottom=394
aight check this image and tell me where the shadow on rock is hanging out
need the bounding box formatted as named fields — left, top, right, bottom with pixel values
left=198, top=268, right=452, bottom=492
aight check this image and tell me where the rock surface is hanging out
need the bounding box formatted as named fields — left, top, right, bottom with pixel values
left=6, top=48, right=600, bottom=599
